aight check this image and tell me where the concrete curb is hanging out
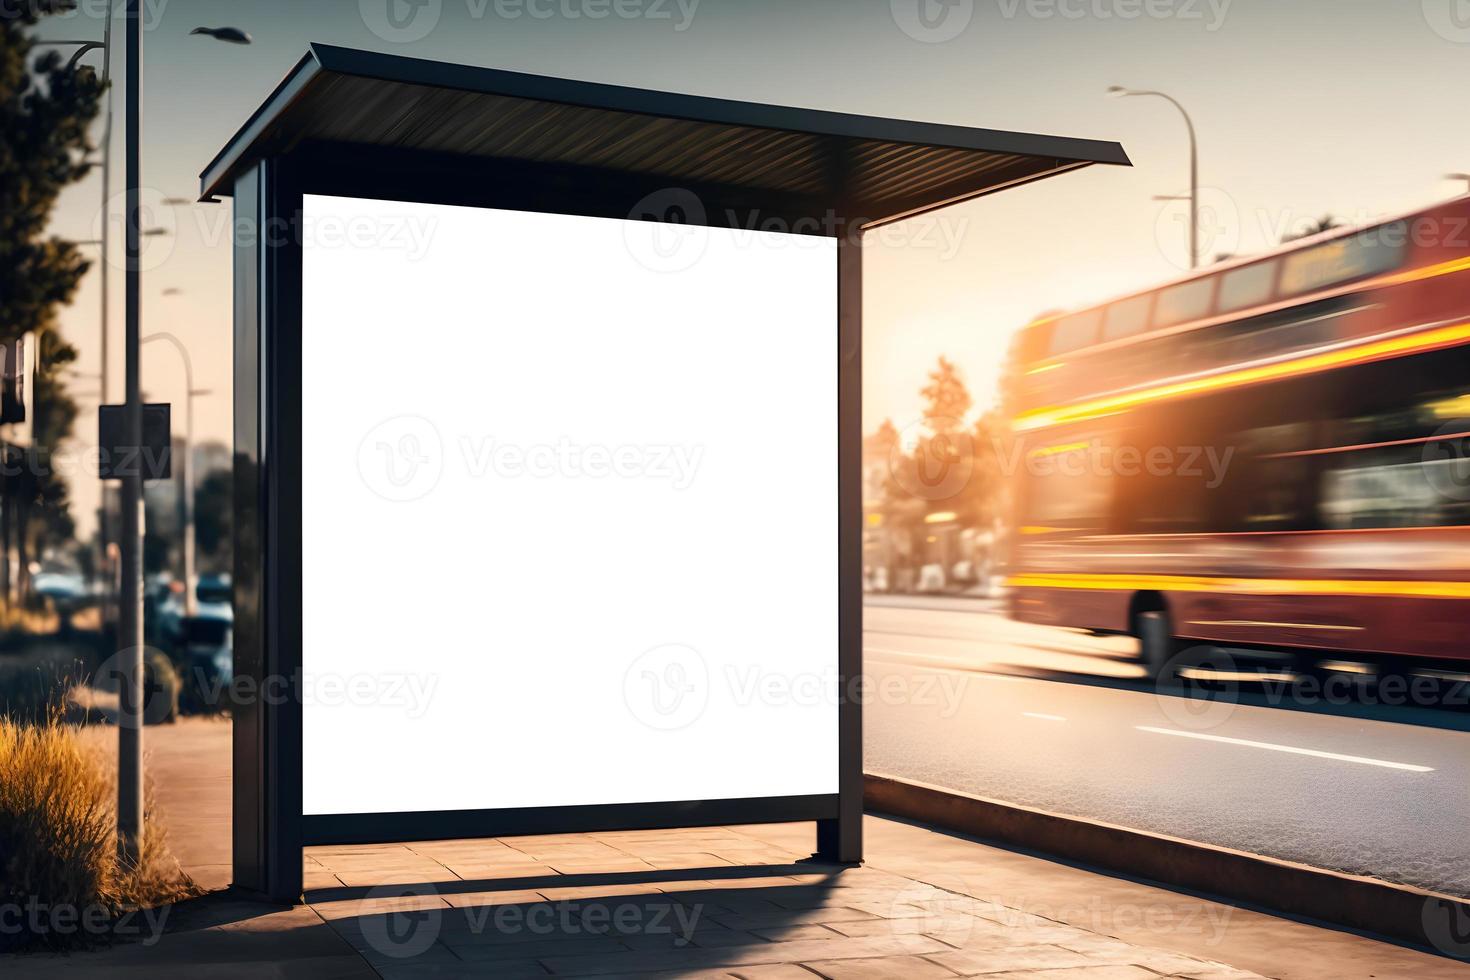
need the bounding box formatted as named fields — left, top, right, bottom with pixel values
left=866, top=772, right=1470, bottom=954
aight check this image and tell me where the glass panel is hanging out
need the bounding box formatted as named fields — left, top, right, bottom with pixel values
left=1280, top=229, right=1405, bottom=297
left=1154, top=276, right=1215, bottom=328
left=1102, top=293, right=1152, bottom=341
left=1217, top=260, right=1277, bottom=313
left=1048, top=309, right=1101, bottom=355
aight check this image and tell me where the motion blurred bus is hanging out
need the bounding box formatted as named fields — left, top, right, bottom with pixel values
left=1006, top=196, right=1470, bottom=677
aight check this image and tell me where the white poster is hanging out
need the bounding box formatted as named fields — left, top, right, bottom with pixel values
left=300, top=194, right=839, bottom=814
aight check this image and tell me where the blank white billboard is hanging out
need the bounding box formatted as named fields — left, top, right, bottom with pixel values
left=300, top=194, right=838, bottom=815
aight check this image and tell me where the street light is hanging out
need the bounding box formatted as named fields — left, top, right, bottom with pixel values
left=113, top=1, right=255, bottom=864
left=36, top=22, right=115, bottom=611
left=141, top=330, right=208, bottom=618
left=1446, top=173, right=1470, bottom=194
left=1108, top=85, right=1200, bottom=269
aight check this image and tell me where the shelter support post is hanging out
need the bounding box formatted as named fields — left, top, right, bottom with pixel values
left=817, top=232, right=864, bottom=865
left=232, top=158, right=305, bottom=904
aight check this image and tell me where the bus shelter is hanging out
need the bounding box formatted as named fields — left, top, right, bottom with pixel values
left=203, top=43, right=1128, bottom=904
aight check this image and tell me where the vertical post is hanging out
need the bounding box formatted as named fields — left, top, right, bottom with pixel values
left=817, top=230, right=863, bottom=864
left=232, top=160, right=303, bottom=904
left=98, top=0, right=114, bottom=623
left=116, top=0, right=144, bottom=862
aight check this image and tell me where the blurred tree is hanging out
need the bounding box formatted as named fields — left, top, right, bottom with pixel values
left=193, top=468, right=232, bottom=573
left=919, top=356, right=972, bottom=435
left=0, top=4, right=104, bottom=601
left=1281, top=215, right=1342, bottom=243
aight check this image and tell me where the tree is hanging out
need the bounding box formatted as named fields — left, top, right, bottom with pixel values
left=1, top=4, right=104, bottom=600
left=919, top=356, right=971, bottom=436
left=1281, top=215, right=1342, bottom=243
left=193, top=468, right=232, bottom=574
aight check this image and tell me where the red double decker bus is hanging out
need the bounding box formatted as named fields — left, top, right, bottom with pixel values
left=1006, top=196, right=1470, bottom=676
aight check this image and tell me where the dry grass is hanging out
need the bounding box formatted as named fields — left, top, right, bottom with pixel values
left=0, top=716, right=199, bottom=951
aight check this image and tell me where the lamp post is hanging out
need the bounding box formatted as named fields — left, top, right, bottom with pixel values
left=35, top=9, right=114, bottom=611
left=1108, top=85, right=1200, bottom=269
left=113, top=4, right=253, bottom=863
left=1446, top=173, right=1470, bottom=194
left=142, top=330, right=208, bottom=618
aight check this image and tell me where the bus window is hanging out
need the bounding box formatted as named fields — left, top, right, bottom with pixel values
left=1049, top=309, right=1101, bottom=355
left=1320, top=445, right=1470, bottom=528
left=1154, top=276, right=1214, bottom=329
left=1230, top=422, right=1316, bottom=531
left=1316, top=385, right=1470, bottom=528
left=1024, top=447, right=1111, bottom=529
left=1102, top=293, right=1152, bottom=342
left=1279, top=231, right=1404, bottom=297
left=1217, top=260, right=1277, bottom=314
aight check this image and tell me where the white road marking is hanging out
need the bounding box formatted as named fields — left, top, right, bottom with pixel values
left=1023, top=712, right=1067, bottom=722
left=1136, top=726, right=1435, bottom=772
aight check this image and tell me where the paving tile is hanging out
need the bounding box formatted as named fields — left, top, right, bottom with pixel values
left=726, top=967, right=825, bottom=980
left=802, top=954, right=961, bottom=979
left=925, top=944, right=1107, bottom=976
left=747, top=924, right=844, bottom=942
left=442, top=889, right=550, bottom=910
left=540, top=934, right=950, bottom=977
left=711, top=907, right=880, bottom=931
left=375, top=958, right=550, bottom=978
left=951, top=968, right=1157, bottom=980
left=436, top=862, right=561, bottom=880
left=1170, top=968, right=1270, bottom=980
left=450, top=937, right=628, bottom=961
left=536, top=884, right=671, bottom=901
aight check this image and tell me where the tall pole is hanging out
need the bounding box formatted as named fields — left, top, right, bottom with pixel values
left=99, top=0, right=114, bottom=626
left=118, top=0, right=144, bottom=863
left=1111, top=87, right=1200, bottom=269
left=142, top=333, right=195, bottom=617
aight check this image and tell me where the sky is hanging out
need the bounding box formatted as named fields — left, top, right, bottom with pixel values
left=34, top=0, right=1470, bottom=538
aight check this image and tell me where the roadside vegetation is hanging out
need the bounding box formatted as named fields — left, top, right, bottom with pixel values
left=0, top=711, right=197, bottom=952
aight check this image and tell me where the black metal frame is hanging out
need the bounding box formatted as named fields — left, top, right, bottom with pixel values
left=232, top=151, right=865, bottom=904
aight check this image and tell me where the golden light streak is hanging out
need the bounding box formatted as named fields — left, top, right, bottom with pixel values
left=1013, top=319, right=1470, bottom=432
left=1007, top=572, right=1470, bottom=600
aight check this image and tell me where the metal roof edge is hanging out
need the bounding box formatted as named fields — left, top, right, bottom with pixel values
left=305, top=43, right=1131, bottom=166
left=198, top=49, right=323, bottom=201
left=201, top=43, right=1129, bottom=200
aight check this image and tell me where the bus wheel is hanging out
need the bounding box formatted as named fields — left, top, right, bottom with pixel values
left=1135, top=609, right=1181, bottom=681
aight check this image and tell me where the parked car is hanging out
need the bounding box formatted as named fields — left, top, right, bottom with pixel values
left=175, top=614, right=233, bottom=713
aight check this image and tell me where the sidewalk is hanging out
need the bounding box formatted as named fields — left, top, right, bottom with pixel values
left=7, top=718, right=1464, bottom=979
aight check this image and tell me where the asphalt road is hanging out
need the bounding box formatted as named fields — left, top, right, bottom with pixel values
left=863, top=595, right=1470, bottom=898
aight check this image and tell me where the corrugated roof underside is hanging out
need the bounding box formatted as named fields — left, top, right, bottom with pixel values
left=278, top=74, right=1053, bottom=206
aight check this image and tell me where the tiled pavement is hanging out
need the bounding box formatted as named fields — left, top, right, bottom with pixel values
left=298, top=821, right=1275, bottom=980
left=13, top=719, right=1466, bottom=978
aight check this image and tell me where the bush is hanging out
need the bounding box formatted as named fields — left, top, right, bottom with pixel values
left=0, top=718, right=196, bottom=952
left=0, top=646, right=88, bottom=725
